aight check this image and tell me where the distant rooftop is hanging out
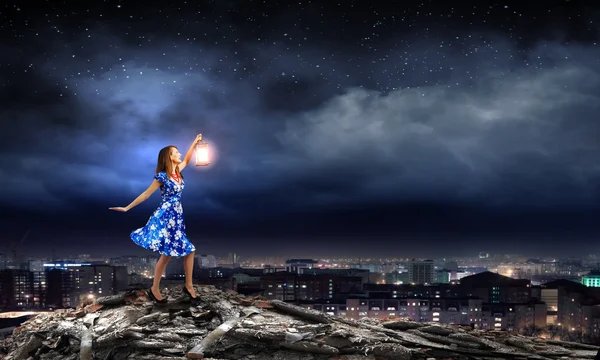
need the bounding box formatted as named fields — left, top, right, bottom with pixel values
left=585, top=269, right=600, bottom=276
left=285, top=259, right=318, bottom=264
left=543, top=278, right=588, bottom=290
left=459, top=271, right=530, bottom=286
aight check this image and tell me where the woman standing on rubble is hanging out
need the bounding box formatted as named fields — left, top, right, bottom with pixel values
left=109, top=134, right=203, bottom=303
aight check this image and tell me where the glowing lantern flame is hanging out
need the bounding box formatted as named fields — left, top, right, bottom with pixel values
left=195, top=140, right=210, bottom=166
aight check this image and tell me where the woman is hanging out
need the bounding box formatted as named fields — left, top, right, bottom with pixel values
left=109, top=133, right=203, bottom=303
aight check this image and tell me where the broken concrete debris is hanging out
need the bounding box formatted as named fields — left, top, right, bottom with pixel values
left=1, top=285, right=598, bottom=359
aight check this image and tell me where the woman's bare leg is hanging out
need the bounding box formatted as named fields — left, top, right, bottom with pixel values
left=151, top=255, right=171, bottom=300
left=183, top=251, right=197, bottom=297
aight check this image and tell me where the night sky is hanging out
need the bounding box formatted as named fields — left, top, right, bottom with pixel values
left=2, top=0, right=600, bottom=258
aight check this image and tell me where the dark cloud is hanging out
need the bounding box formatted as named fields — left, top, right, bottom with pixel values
left=2, top=1, right=600, bottom=256
left=5, top=39, right=600, bottom=211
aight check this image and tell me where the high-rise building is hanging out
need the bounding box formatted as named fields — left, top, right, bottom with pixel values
left=408, top=260, right=434, bottom=285
left=45, top=264, right=128, bottom=308
left=46, top=268, right=75, bottom=308
left=31, top=270, right=47, bottom=308
left=0, top=269, right=34, bottom=309
left=28, top=260, right=50, bottom=308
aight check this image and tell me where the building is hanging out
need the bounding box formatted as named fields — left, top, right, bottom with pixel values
left=46, top=269, right=76, bottom=308
left=199, top=254, right=217, bottom=268
left=544, top=279, right=600, bottom=334
left=109, top=255, right=156, bottom=277
left=285, top=259, right=319, bottom=274
left=0, top=270, right=34, bottom=309
left=45, top=264, right=128, bottom=308
left=435, top=270, right=451, bottom=284
left=30, top=270, right=47, bottom=308
left=581, top=270, right=600, bottom=287
left=306, top=296, right=544, bottom=331
left=540, top=286, right=558, bottom=325
left=261, top=273, right=363, bottom=301
left=407, top=260, right=434, bottom=285
left=228, top=253, right=238, bottom=266
left=384, top=270, right=409, bottom=285
left=497, top=260, right=547, bottom=279
left=344, top=297, right=483, bottom=323
left=459, top=271, right=531, bottom=303
left=363, top=283, right=461, bottom=299
left=339, top=272, right=545, bottom=331
left=304, top=268, right=370, bottom=285
left=216, top=253, right=240, bottom=268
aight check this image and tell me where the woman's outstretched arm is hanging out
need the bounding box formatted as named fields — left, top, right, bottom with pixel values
left=109, top=179, right=161, bottom=212
left=178, top=133, right=203, bottom=172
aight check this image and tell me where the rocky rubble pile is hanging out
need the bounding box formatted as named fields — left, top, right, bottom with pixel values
left=1, top=285, right=599, bottom=360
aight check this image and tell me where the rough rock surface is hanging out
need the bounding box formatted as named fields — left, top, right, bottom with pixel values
left=1, top=285, right=598, bottom=359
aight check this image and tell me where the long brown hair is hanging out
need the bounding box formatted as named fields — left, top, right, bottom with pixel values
left=155, top=145, right=183, bottom=180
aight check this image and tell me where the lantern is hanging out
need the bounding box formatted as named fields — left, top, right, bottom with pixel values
left=195, top=139, right=210, bottom=166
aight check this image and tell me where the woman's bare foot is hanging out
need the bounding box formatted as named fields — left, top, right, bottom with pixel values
left=184, top=284, right=197, bottom=299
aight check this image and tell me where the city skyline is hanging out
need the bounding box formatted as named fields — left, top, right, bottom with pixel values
left=4, top=247, right=598, bottom=265
left=4, top=247, right=600, bottom=355
left=3, top=0, right=600, bottom=255
left=5, top=234, right=600, bottom=259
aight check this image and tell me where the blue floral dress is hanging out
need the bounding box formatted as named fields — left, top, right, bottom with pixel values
left=130, top=171, right=196, bottom=256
